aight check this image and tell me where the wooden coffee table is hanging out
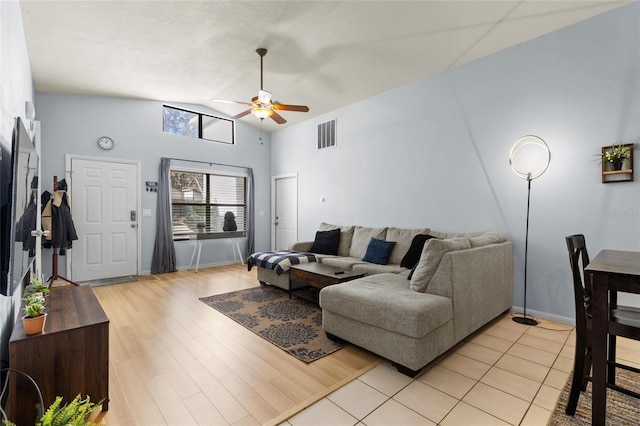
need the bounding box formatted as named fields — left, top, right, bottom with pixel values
left=289, top=262, right=365, bottom=304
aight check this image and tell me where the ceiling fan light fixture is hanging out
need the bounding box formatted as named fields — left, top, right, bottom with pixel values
left=258, top=89, right=272, bottom=104
left=251, top=106, right=273, bottom=119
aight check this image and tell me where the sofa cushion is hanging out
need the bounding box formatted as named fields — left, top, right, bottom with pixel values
left=349, top=226, right=387, bottom=259
left=320, top=274, right=453, bottom=339
left=410, top=237, right=471, bottom=292
left=400, top=234, right=437, bottom=269
left=353, top=262, right=407, bottom=275
left=289, top=241, right=313, bottom=252
left=319, top=222, right=355, bottom=257
left=320, top=256, right=365, bottom=270
left=363, top=237, right=396, bottom=265
left=385, top=227, right=430, bottom=265
left=468, top=232, right=507, bottom=248
left=309, top=229, right=341, bottom=255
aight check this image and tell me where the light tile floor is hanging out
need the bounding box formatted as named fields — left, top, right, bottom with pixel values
left=281, top=314, right=640, bottom=426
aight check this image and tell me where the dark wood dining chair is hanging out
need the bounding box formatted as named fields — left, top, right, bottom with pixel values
left=564, top=234, right=640, bottom=416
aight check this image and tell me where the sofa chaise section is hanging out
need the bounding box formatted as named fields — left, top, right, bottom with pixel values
left=320, top=273, right=455, bottom=374
left=320, top=237, right=513, bottom=376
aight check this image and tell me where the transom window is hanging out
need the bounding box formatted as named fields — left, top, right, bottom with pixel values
left=163, top=105, right=235, bottom=144
left=170, top=169, right=247, bottom=240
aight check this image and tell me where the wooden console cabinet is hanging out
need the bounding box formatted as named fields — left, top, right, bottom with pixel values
left=8, top=285, right=109, bottom=425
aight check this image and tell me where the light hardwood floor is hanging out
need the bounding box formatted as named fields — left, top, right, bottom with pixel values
left=90, top=264, right=380, bottom=425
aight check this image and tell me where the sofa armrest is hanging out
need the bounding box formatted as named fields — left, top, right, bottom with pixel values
left=289, top=241, right=313, bottom=252
left=426, top=241, right=513, bottom=344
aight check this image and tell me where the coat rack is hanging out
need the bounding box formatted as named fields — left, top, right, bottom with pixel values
left=48, top=175, right=78, bottom=286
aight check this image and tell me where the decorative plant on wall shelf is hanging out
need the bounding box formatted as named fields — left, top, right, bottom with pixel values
left=602, top=144, right=631, bottom=170
left=600, top=143, right=634, bottom=183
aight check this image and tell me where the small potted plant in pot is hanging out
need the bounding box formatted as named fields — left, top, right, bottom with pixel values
left=22, top=291, right=47, bottom=335
left=24, top=275, right=50, bottom=298
left=603, top=144, right=631, bottom=170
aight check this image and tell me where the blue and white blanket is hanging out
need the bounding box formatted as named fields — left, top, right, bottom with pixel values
left=247, top=250, right=317, bottom=275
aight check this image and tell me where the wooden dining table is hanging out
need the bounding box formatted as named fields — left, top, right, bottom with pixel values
left=585, top=249, right=640, bottom=425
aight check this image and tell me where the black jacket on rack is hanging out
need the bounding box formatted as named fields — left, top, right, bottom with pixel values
left=42, top=179, right=78, bottom=254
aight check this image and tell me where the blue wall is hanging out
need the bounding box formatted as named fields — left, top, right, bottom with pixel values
left=270, top=3, right=640, bottom=322
left=35, top=94, right=273, bottom=276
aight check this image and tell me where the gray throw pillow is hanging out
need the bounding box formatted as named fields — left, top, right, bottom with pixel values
left=409, top=237, right=471, bottom=292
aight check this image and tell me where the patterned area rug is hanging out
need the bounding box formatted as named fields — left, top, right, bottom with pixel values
left=550, top=368, right=640, bottom=425
left=199, top=286, right=346, bottom=363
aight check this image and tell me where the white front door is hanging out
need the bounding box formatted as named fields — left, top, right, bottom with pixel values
left=273, top=175, right=297, bottom=250
left=70, top=158, right=139, bottom=281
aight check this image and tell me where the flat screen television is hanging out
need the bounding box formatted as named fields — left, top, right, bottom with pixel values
left=0, top=117, right=38, bottom=296
left=0, top=117, right=38, bottom=389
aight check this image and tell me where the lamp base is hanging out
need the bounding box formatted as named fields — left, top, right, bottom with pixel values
left=512, top=316, right=539, bottom=326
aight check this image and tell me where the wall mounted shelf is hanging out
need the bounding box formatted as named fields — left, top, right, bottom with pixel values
left=601, top=144, right=634, bottom=183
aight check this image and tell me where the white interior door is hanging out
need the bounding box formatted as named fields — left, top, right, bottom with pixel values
left=70, top=158, right=139, bottom=281
left=273, top=175, right=297, bottom=250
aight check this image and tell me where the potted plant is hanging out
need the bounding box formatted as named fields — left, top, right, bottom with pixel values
left=24, top=275, right=50, bottom=298
left=22, top=291, right=47, bottom=335
left=196, top=222, right=206, bottom=232
left=602, top=144, right=631, bottom=170
left=37, top=395, right=103, bottom=426
left=2, top=394, right=103, bottom=426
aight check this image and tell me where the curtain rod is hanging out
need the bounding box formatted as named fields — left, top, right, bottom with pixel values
left=164, top=157, right=252, bottom=171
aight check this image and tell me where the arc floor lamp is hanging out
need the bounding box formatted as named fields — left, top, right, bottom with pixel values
left=509, top=135, right=550, bottom=326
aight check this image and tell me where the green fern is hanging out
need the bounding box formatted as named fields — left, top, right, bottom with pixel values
left=36, top=394, right=103, bottom=426
left=39, top=396, right=63, bottom=426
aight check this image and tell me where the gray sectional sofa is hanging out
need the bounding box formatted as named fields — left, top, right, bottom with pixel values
left=256, top=223, right=513, bottom=376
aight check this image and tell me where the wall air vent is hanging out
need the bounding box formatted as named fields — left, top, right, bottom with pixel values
left=317, top=119, right=336, bottom=149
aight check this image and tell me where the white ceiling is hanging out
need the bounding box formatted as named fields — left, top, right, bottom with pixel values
left=20, top=0, right=628, bottom=132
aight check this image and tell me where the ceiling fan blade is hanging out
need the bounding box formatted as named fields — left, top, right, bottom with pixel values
left=232, top=109, right=252, bottom=119
left=270, top=111, right=287, bottom=124
left=212, top=98, right=253, bottom=107
left=273, top=103, right=310, bottom=113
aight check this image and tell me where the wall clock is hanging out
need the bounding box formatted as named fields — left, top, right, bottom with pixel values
left=97, top=136, right=114, bottom=150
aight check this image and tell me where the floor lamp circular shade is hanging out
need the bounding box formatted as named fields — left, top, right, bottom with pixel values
left=509, top=135, right=550, bottom=180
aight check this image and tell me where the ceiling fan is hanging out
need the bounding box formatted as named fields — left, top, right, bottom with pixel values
left=212, top=48, right=309, bottom=124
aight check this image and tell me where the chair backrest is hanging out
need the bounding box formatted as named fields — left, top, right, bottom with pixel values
left=565, top=234, right=591, bottom=322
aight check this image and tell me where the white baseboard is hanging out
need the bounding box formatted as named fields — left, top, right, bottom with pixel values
left=175, top=260, right=243, bottom=272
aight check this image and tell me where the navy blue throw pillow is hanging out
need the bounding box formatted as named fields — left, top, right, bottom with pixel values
left=401, top=234, right=437, bottom=269
left=309, top=228, right=341, bottom=255
left=363, top=237, right=396, bottom=265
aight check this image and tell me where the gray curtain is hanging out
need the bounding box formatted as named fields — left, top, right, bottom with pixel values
left=151, top=157, right=176, bottom=273
left=246, top=168, right=255, bottom=257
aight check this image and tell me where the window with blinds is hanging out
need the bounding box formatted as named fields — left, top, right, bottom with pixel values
left=170, top=170, right=247, bottom=240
